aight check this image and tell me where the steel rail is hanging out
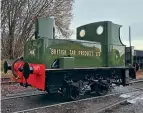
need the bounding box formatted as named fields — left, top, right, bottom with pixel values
left=1, top=80, right=143, bottom=101
left=1, top=81, right=17, bottom=85
left=12, top=87, right=143, bottom=113
left=96, top=92, right=143, bottom=113
left=1, top=91, right=47, bottom=101
left=129, top=79, right=143, bottom=84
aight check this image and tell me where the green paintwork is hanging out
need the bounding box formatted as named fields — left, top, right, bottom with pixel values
left=24, top=17, right=126, bottom=68
left=59, top=57, right=74, bottom=69
left=35, top=17, right=55, bottom=39
left=77, top=21, right=125, bottom=67
left=24, top=39, right=102, bottom=68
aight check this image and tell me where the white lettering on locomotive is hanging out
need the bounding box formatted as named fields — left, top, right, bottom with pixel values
left=50, top=48, right=101, bottom=57
left=51, top=48, right=66, bottom=55
left=29, top=49, right=36, bottom=56
left=69, top=50, right=76, bottom=55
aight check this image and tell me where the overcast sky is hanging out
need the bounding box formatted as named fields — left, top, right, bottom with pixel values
left=70, top=0, right=143, bottom=50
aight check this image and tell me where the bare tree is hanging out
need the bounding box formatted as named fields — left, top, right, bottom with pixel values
left=1, top=0, right=74, bottom=59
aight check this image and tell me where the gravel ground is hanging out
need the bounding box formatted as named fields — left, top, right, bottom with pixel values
left=2, top=93, right=125, bottom=113
left=129, top=82, right=143, bottom=89
left=1, top=79, right=143, bottom=113
left=1, top=84, right=38, bottom=98
left=14, top=90, right=143, bottom=113
left=110, top=81, right=143, bottom=94
left=17, top=95, right=125, bottom=113
left=1, top=93, right=67, bottom=113
left=1, top=82, right=143, bottom=113
left=1, top=75, right=37, bottom=99
left=99, top=81, right=143, bottom=113
left=1, top=77, right=11, bottom=82
left=102, top=95, right=143, bottom=113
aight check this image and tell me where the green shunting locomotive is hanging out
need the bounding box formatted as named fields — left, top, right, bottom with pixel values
left=4, top=17, right=136, bottom=100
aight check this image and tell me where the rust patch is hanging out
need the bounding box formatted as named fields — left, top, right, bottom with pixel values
left=136, top=70, right=143, bottom=79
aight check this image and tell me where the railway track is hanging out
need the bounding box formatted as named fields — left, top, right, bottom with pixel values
left=96, top=92, right=143, bottom=113
left=1, top=81, right=17, bottom=85
left=1, top=77, right=11, bottom=82
left=1, top=78, right=143, bottom=85
left=1, top=81, right=143, bottom=113
left=1, top=79, right=143, bottom=99
left=129, top=78, right=143, bottom=84
left=1, top=79, right=143, bottom=113
left=2, top=91, right=47, bottom=100
left=1, top=77, right=16, bottom=85
left=12, top=87, right=143, bottom=113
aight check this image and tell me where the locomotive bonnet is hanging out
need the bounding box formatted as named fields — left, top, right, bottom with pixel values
left=26, top=18, right=125, bottom=68
left=4, top=17, right=136, bottom=100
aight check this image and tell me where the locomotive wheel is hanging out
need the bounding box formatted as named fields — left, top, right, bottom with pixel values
left=70, top=86, right=81, bottom=100
left=91, top=83, right=109, bottom=96
left=96, top=84, right=109, bottom=96
left=63, top=86, right=81, bottom=101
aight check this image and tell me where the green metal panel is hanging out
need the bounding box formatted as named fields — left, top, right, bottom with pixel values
left=24, top=39, right=44, bottom=64
left=24, top=38, right=102, bottom=68
left=59, top=57, right=74, bottom=69
left=76, top=21, right=109, bottom=66
left=24, top=18, right=126, bottom=68
left=76, top=21, right=108, bottom=44
left=107, top=22, right=125, bottom=67
left=76, top=21, right=126, bottom=67
left=108, top=45, right=125, bottom=66
left=35, top=17, right=55, bottom=39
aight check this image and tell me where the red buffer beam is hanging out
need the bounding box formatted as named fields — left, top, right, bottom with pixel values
left=4, top=59, right=46, bottom=91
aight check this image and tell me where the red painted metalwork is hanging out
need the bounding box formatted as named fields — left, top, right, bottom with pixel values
left=12, top=62, right=46, bottom=91
left=12, top=61, right=25, bottom=83
left=27, top=63, right=45, bottom=90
